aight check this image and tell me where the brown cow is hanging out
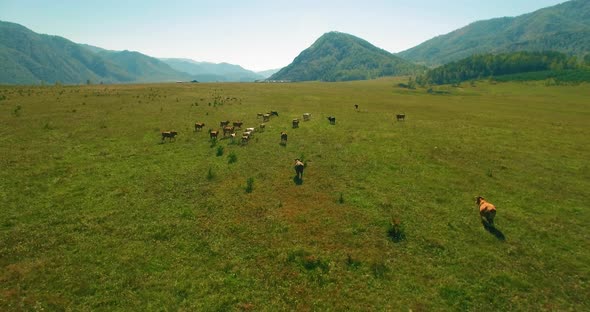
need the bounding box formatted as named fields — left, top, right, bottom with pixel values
left=220, top=120, right=230, bottom=127
left=477, top=196, right=497, bottom=226
left=396, top=114, right=405, bottom=121
left=223, top=126, right=234, bottom=136
left=209, top=129, right=219, bottom=140
left=233, top=121, right=243, bottom=129
left=194, top=122, right=205, bottom=131
left=161, top=131, right=178, bottom=141
left=280, top=131, right=288, bottom=144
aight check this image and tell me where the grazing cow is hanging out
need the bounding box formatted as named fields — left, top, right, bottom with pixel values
left=280, top=131, right=288, bottom=144
left=223, top=125, right=234, bottom=136
left=327, top=116, right=336, bottom=125
left=263, top=114, right=270, bottom=122
left=233, top=121, right=243, bottom=129
left=209, top=129, right=219, bottom=140
left=230, top=132, right=236, bottom=141
left=246, top=127, right=255, bottom=133
left=271, top=111, right=279, bottom=117
left=220, top=120, right=230, bottom=127
left=292, top=119, right=299, bottom=128
left=396, top=114, right=406, bottom=121
left=161, top=131, right=178, bottom=141
left=477, top=196, right=497, bottom=226
left=243, top=131, right=253, bottom=139
left=294, top=159, right=305, bottom=180
left=259, top=123, right=266, bottom=132
left=303, top=113, right=311, bottom=121
left=241, top=135, right=250, bottom=144
left=194, top=122, right=205, bottom=131
left=354, top=104, right=359, bottom=110
left=257, top=113, right=263, bottom=119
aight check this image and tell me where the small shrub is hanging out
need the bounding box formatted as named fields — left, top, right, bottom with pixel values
left=206, top=167, right=214, bottom=181
left=245, top=177, right=254, bottom=193
left=338, top=192, right=344, bottom=204
left=371, top=261, right=389, bottom=279
left=228, top=152, right=237, bottom=164
left=346, top=254, right=361, bottom=269
left=13, top=105, right=22, bottom=117
left=216, top=146, right=224, bottom=156
left=486, top=168, right=494, bottom=178
left=43, top=122, right=55, bottom=130
left=388, top=218, right=406, bottom=242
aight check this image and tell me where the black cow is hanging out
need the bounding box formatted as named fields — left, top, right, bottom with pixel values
left=294, top=159, right=304, bottom=180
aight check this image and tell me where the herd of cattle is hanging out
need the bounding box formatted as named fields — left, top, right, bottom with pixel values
left=161, top=106, right=406, bottom=143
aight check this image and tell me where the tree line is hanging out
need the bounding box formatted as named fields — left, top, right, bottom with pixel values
left=416, top=51, right=590, bottom=85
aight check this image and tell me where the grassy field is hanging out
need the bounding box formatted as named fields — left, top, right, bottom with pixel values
left=1, top=78, right=589, bottom=311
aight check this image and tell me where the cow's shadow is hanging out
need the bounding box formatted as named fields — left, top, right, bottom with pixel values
left=482, top=221, right=505, bottom=241
left=293, top=175, right=303, bottom=185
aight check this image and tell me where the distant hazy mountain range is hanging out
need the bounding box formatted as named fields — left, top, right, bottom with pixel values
left=1, top=0, right=588, bottom=84
left=159, top=58, right=267, bottom=82
left=398, top=0, right=590, bottom=67
left=269, top=32, right=423, bottom=82
left=0, top=21, right=274, bottom=84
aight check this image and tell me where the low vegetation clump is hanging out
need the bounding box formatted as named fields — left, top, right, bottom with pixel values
left=388, top=218, right=406, bottom=243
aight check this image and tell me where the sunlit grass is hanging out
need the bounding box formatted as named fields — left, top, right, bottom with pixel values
left=1, top=79, right=589, bottom=310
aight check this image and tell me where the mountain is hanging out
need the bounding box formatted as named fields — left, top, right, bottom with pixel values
left=398, top=0, right=590, bottom=67
left=94, top=51, right=192, bottom=83
left=0, top=21, right=134, bottom=84
left=269, top=32, right=424, bottom=82
left=256, top=68, right=281, bottom=79
left=0, top=21, right=191, bottom=84
left=160, top=58, right=264, bottom=82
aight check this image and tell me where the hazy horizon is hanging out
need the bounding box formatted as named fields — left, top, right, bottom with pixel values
left=0, top=0, right=567, bottom=71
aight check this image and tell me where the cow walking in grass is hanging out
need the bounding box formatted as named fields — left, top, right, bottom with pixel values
left=294, top=159, right=305, bottom=180
left=161, top=131, right=178, bottom=142
left=477, top=196, right=497, bottom=226
left=327, top=116, right=336, bottom=125
left=194, top=122, right=205, bottom=131
left=280, top=131, right=287, bottom=145
left=209, top=129, right=219, bottom=140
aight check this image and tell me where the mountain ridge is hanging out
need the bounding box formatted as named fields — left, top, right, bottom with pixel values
left=398, top=0, right=590, bottom=66
left=270, top=31, right=423, bottom=82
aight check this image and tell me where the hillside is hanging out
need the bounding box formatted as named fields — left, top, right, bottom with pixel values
left=0, top=21, right=133, bottom=84
left=0, top=21, right=192, bottom=84
left=161, top=58, right=264, bottom=82
left=398, top=0, right=590, bottom=66
left=270, top=32, right=423, bottom=82
left=419, top=51, right=585, bottom=85
left=95, top=51, right=192, bottom=83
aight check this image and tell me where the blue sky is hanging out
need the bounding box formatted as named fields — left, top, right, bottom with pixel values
left=0, top=0, right=567, bottom=71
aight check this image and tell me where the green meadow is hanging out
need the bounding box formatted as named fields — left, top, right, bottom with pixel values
left=1, top=79, right=589, bottom=311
